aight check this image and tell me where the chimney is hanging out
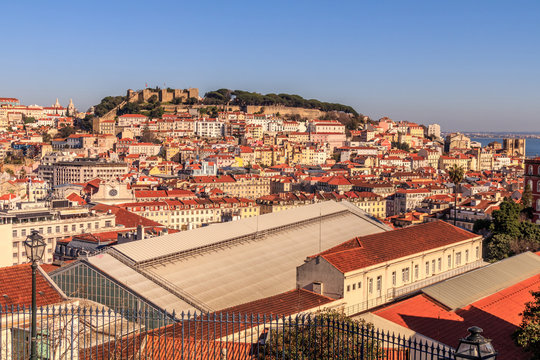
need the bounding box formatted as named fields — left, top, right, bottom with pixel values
left=312, top=281, right=323, bottom=295
left=136, top=225, right=145, bottom=240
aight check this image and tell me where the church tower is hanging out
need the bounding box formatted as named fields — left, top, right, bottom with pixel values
left=67, top=98, right=75, bottom=116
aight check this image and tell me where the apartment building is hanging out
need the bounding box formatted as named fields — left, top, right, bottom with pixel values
left=51, top=159, right=129, bottom=186
left=525, top=157, right=540, bottom=223
left=194, top=119, right=225, bottom=138
left=118, top=197, right=259, bottom=230
left=392, top=188, right=431, bottom=215
left=191, top=175, right=271, bottom=199
left=0, top=201, right=117, bottom=267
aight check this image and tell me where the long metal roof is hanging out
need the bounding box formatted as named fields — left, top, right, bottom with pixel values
left=88, top=201, right=391, bottom=313
left=422, top=252, right=540, bottom=310
left=86, top=254, right=198, bottom=314
left=113, top=200, right=390, bottom=264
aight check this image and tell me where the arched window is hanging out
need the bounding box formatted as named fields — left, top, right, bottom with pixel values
left=537, top=199, right=540, bottom=211
left=537, top=180, right=540, bottom=193
left=528, top=180, right=533, bottom=190
left=529, top=166, right=534, bottom=175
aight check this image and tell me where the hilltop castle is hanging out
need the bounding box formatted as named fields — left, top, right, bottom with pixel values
left=127, top=87, right=199, bottom=104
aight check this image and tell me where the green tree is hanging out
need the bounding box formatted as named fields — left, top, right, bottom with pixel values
left=260, top=310, right=381, bottom=360
left=55, top=126, right=76, bottom=138
left=523, top=182, right=533, bottom=209
left=473, top=218, right=491, bottom=234
left=487, top=233, right=513, bottom=261
left=23, top=116, right=37, bottom=124
left=391, top=141, right=410, bottom=152
left=118, top=102, right=141, bottom=116
left=148, top=106, right=164, bottom=119
left=140, top=127, right=160, bottom=144
left=148, top=94, right=158, bottom=104
left=513, top=290, right=540, bottom=359
left=93, top=96, right=125, bottom=117
left=42, top=132, right=52, bottom=143
left=447, top=164, right=465, bottom=226
left=491, top=200, right=521, bottom=238
left=78, top=114, right=95, bottom=132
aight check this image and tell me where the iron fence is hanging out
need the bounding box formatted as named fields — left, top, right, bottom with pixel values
left=0, top=305, right=455, bottom=360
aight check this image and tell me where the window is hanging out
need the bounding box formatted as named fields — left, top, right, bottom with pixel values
left=12, top=230, right=17, bottom=238
left=376, top=276, right=382, bottom=293
left=56, top=226, right=60, bottom=233
left=456, top=252, right=462, bottom=265
left=347, top=285, right=350, bottom=292
left=72, top=225, right=76, bottom=232
left=38, top=228, right=43, bottom=234
left=448, top=255, right=452, bottom=268
left=402, top=268, right=410, bottom=283
left=369, top=279, right=373, bottom=294
left=47, top=227, right=52, bottom=234
left=352, top=283, right=356, bottom=290
left=358, top=281, right=362, bottom=289
left=21, top=229, right=27, bottom=237
left=475, top=246, right=479, bottom=259
left=465, top=250, right=469, bottom=262
left=432, top=260, right=436, bottom=274
left=392, top=271, right=396, bottom=286
left=425, top=262, right=430, bottom=275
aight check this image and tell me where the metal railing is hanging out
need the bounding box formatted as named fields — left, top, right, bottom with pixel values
left=344, top=261, right=486, bottom=317
left=387, top=260, right=486, bottom=301
left=0, top=305, right=455, bottom=359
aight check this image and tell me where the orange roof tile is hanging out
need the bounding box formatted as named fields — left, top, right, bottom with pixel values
left=318, top=221, right=478, bottom=273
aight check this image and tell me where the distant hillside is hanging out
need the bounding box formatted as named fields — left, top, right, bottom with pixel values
left=204, top=89, right=359, bottom=116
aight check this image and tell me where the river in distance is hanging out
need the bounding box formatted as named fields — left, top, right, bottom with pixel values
left=470, top=138, right=540, bottom=158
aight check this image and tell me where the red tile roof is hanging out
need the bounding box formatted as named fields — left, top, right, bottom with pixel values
left=217, top=288, right=335, bottom=315
left=317, top=221, right=478, bottom=273
left=0, top=264, right=64, bottom=307
left=91, top=204, right=164, bottom=228
left=374, top=274, right=540, bottom=359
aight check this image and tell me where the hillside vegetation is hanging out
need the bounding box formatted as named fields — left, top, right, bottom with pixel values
left=204, top=89, right=359, bottom=116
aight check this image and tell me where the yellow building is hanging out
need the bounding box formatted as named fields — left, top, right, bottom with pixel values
left=297, top=221, right=484, bottom=312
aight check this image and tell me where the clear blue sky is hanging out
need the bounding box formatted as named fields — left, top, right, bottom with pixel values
left=1, top=0, right=539, bottom=132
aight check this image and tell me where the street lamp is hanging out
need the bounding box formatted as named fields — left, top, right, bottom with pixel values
left=23, top=230, right=46, bottom=360
left=454, top=326, right=497, bottom=360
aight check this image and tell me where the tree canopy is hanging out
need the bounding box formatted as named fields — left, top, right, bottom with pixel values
left=203, top=89, right=359, bottom=115
left=513, top=290, right=540, bottom=359
left=260, top=309, right=381, bottom=360
left=93, top=96, right=125, bottom=117
left=485, top=199, right=540, bottom=261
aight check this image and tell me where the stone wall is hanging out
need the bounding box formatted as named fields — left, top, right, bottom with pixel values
left=245, top=105, right=324, bottom=120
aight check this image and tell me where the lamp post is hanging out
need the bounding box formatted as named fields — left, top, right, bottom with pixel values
left=454, top=326, right=497, bottom=360
left=23, top=230, right=46, bottom=360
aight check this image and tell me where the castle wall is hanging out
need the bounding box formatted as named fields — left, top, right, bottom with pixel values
left=245, top=105, right=324, bottom=120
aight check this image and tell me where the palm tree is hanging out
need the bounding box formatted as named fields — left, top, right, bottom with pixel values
left=448, top=164, right=465, bottom=226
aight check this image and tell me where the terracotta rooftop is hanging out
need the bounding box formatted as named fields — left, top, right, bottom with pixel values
left=374, top=273, right=540, bottom=359
left=217, top=288, right=335, bottom=316
left=0, top=264, right=65, bottom=307
left=316, top=221, right=479, bottom=273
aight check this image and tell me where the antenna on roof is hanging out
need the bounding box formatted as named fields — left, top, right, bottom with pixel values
left=319, top=208, right=322, bottom=253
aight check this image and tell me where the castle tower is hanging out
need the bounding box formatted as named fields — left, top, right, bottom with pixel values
left=54, top=98, right=61, bottom=108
